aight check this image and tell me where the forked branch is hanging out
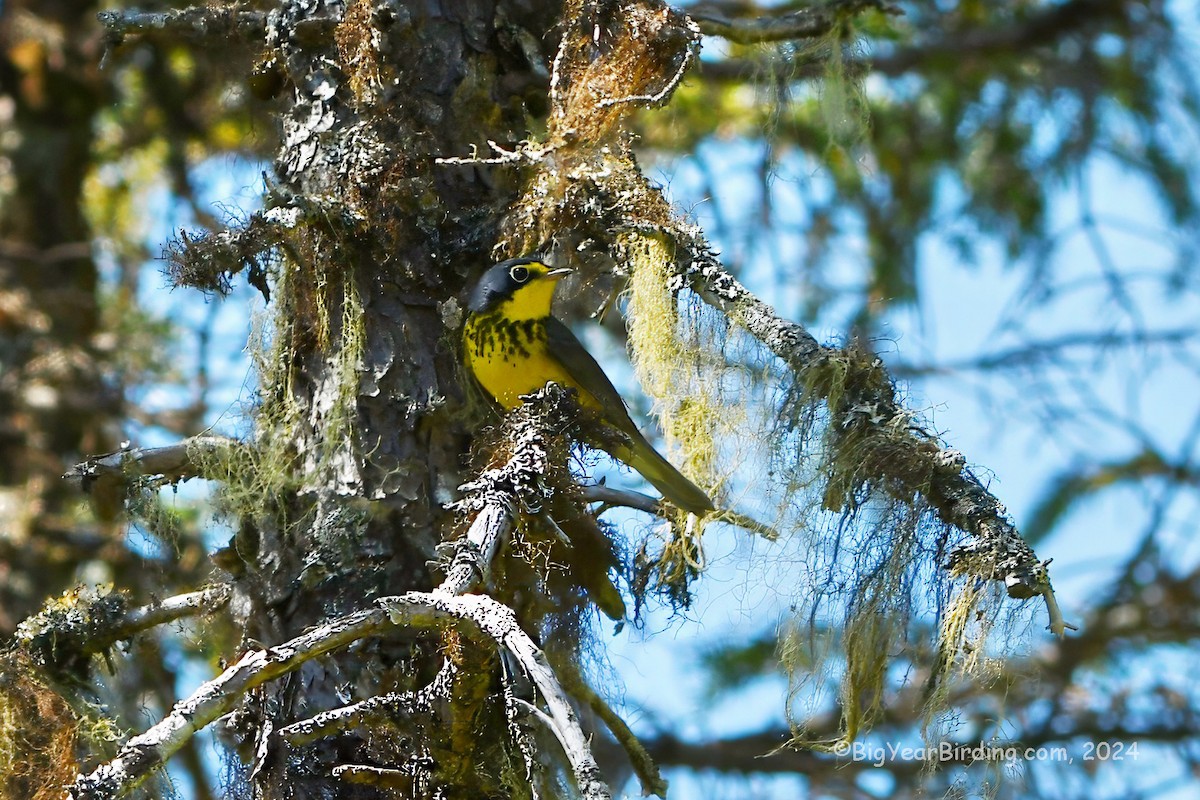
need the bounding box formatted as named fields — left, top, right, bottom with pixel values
left=69, top=389, right=618, bottom=800
left=67, top=593, right=612, bottom=800
left=68, top=606, right=392, bottom=799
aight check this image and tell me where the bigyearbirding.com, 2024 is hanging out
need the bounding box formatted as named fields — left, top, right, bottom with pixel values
left=835, top=740, right=1139, bottom=767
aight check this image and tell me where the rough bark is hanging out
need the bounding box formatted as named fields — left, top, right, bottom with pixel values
left=202, top=0, right=569, bottom=796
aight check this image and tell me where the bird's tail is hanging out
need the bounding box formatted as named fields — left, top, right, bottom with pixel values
left=610, top=433, right=714, bottom=515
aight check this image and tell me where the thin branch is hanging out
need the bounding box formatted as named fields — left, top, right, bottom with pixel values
left=596, top=15, right=700, bottom=109
left=96, top=7, right=267, bottom=49
left=512, top=696, right=559, bottom=733
left=691, top=0, right=899, bottom=45
left=1078, top=166, right=1146, bottom=326
left=641, top=576, right=1200, bottom=781
left=873, top=0, right=1132, bottom=75
left=64, top=434, right=242, bottom=488
left=889, top=328, right=1200, bottom=378
left=582, top=484, right=779, bottom=540
left=641, top=728, right=839, bottom=777
left=381, top=593, right=613, bottom=800
left=641, top=715, right=1200, bottom=780
left=0, top=239, right=93, bottom=264
left=435, top=140, right=556, bottom=166
left=331, top=764, right=413, bottom=789
left=694, top=0, right=1135, bottom=83
left=554, top=654, right=668, bottom=797
left=278, top=660, right=456, bottom=746
left=278, top=692, right=418, bottom=747
left=99, top=585, right=233, bottom=652
left=714, top=508, right=779, bottom=540
left=582, top=484, right=663, bottom=514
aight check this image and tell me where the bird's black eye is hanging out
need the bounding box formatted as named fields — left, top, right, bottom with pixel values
left=509, top=265, right=531, bottom=283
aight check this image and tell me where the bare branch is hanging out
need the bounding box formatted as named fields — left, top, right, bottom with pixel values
left=436, top=140, right=557, bottom=166
left=582, top=484, right=778, bottom=540
left=691, top=0, right=899, bottom=45
left=0, top=239, right=92, bottom=264
left=511, top=696, right=559, bottom=732
left=64, top=434, right=242, bottom=487
left=872, top=0, right=1132, bottom=75
left=694, top=0, right=1136, bottom=83
left=642, top=568, right=1200, bottom=781
left=642, top=728, right=835, bottom=776
left=68, top=606, right=393, bottom=799
left=96, top=6, right=267, bottom=47
left=332, top=764, right=413, bottom=789
left=582, top=484, right=664, bottom=514
left=279, top=692, right=418, bottom=747
left=889, top=328, right=1200, bottom=378
left=382, top=593, right=613, bottom=800
left=438, top=500, right=515, bottom=595
left=554, top=654, right=668, bottom=797
left=100, top=586, right=232, bottom=651
left=278, top=661, right=456, bottom=746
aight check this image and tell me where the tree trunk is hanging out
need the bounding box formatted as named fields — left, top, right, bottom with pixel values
left=221, top=0, right=563, bottom=795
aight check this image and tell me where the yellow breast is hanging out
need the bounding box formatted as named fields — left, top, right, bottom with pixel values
left=464, top=312, right=577, bottom=409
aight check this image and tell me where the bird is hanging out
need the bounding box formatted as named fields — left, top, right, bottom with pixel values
left=462, top=256, right=715, bottom=515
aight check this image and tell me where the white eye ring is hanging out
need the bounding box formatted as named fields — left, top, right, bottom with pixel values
left=509, top=265, right=531, bottom=283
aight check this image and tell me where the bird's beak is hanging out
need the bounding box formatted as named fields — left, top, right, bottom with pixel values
left=546, top=268, right=573, bottom=279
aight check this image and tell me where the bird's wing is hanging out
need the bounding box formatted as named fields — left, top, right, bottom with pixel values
left=547, top=317, right=715, bottom=514
left=545, top=316, right=640, bottom=438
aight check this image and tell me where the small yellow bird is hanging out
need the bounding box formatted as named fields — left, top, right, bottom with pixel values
left=463, top=257, right=714, bottom=514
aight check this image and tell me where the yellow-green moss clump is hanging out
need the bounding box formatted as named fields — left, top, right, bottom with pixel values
left=624, top=233, right=721, bottom=491
left=0, top=654, right=80, bottom=800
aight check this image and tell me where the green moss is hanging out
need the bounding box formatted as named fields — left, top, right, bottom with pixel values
left=0, top=654, right=81, bottom=800
left=922, top=582, right=986, bottom=729
left=623, top=232, right=737, bottom=603
left=764, top=342, right=1008, bottom=748
left=624, top=233, right=721, bottom=487
left=192, top=232, right=366, bottom=537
